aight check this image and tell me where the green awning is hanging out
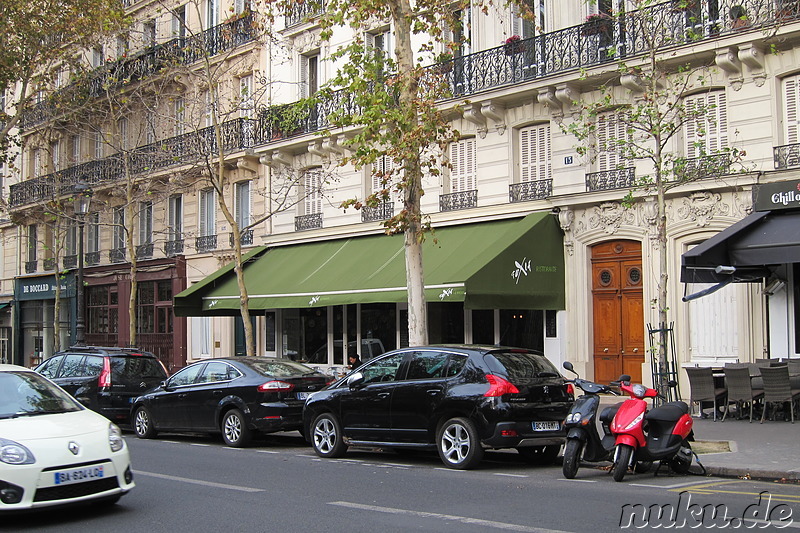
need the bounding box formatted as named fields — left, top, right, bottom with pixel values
left=174, top=213, right=565, bottom=316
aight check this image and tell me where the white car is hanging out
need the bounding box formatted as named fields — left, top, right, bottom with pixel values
left=0, top=364, right=134, bottom=511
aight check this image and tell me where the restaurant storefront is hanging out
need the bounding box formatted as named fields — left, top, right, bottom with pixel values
left=175, top=213, right=567, bottom=368
left=13, top=273, right=74, bottom=367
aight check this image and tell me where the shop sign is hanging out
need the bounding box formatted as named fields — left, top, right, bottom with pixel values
left=753, top=180, right=800, bottom=212
left=15, top=274, right=74, bottom=301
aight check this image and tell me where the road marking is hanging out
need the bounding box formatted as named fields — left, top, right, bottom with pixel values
left=434, top=467, right=467, bottom=473
left=135, top=470, right=264, bottom=493
left=559, top=478, right=598, bottom=483
left=256, top=450, right=280, bottom=454
left=188, top=443, right=211, bottom=447
left=630, top=479, right=731, bottom=489
left=494, top=473, right=528, bottom=478
left=328, top=501, right=571, bottom=532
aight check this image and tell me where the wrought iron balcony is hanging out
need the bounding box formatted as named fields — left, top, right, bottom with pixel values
left=43, top=258, right=57, bottom=271
left=136, top=243, right=154, bottom=260
left=196, top=235, right=218, bottom=253
left=361, top=202, right=394, bottom=222
left=674, top=153, right=732, bottom=182
left=586, top=167, right=636, bottom=192
left=165, top=239, right=184, bottom=257
left=509, top=179, right=553, bottom=203
left=25, top=260, right=37, bottom=274
left=229, top=229, right=254, bottom=247
left=295, top=213, right=323, bottom=231
left=774, top=142, right=800, bottom=169
left=63, top=255, right=78, bottom=269
left=21, top=14, right=256, bottom=129
left=109, top=248, right=126, bottom=263
left=285, top=0, right=325, bottom=28
left=86, top=251, right=100, bottom=265
left=440, top=190, right=477, bottom=212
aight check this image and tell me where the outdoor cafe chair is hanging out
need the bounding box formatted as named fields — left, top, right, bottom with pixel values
left=722, top=366, right=764, bottom=422
left=685, top=367, right=727, bottom=421
left=759, top=365, right=800, bottom=423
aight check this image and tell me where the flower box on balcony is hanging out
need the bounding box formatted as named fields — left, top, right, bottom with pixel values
left=581, top=14, right=612, bottom=36
left=502, top=36, right=525, bottom=56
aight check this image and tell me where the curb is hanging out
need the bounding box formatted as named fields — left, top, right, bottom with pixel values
left=701, top=465, right=800, bottom=482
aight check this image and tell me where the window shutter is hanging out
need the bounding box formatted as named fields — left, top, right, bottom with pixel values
left=305, top=171, right=322, bottom=214
left=373, top=155, right=392, bottom=193
left=520, top=124, right=551, bottom=182
left=450, top=139, right=475, bottom=192
left=786, top=76, right=800, bottom=144
left=706, top=91, right=728, bottom=153
left=300, top=56, right=309, bottom=98
left=597, top=114, right=610, bottom=171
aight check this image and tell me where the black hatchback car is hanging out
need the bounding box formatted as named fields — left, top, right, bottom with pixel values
left=131, top=357, right=331, bottom=447
left=303, top=345, right=573, bottom=469
left=34, top=346, right=168, bottom=423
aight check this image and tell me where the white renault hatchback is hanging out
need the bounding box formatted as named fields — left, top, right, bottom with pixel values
left=0, top=364, right=134, bottom=511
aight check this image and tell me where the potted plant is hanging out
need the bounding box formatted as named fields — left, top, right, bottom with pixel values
left=502, top=35, right=525, bottom=56
left=729, top=5, right=750, bottom=29
left=581, top=13, right=612, bottom=36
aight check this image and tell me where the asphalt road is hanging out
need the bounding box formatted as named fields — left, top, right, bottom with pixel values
left=6, top=431, right=800, bottom=532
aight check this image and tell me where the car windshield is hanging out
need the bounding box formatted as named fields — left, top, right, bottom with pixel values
left=487, top=351, right=561, bottom=381
left=247, top=360, right=317, bottom=377
left=0, top=371, right=83, bottom=419
left=110, top=356, right=167, bottom=380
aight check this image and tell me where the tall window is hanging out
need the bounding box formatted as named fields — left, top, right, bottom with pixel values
left=234, top=0, right=249, bottom=14
left=207, top=0, right=219, bottom=28
left=116, top=36, right=129, bottom=58
left=173, top=6, right=186, bottom=39
left=94, top=132, right=103, bottom=159
left=144, top=20, right=157, bottom=47
left=65, top=221, right=78, bottom=257
left=27, top=225, right=37, bottom=263
left=597, top=111, right=632, bottom=171
left=685, top=90, right=728, bottom=158
left=304, top=170, right=323, bottom=215
left=119, top=118, right=128, bottom=150
left=139, top=201, right=153, bottom=245
left=300, top=53, right=319, bottom=98
left=49, top=141, right=59, bottom=171
left=199, top=188, right=216, bottom=237
left=234, top=181, right=251, bottom=229
left=113, top=207, right=125, bottom=250
left=32, top=148, right=42, bottom=178
left=784, top=75, right=800, bottom=144
left=174, top=97, right=185, bottom=136
left=146, top=114, right=156, bottom=144
left=87, top=213, right=100, bottom=254
left=239, top=75, right=253, bottom=119
left=168, top=195, right=183, bottom=242
left=367, top=28, right=392, bottom=76
left=519, top=124, right=551, bottom=182
left=449, top=138, right=476, bottom=192
left=71, top=135, right=81, bottom=164
left=512, top=0, right=545, bottom=39
left=92, top=47, right=103, bottom=68
left=447, top=8, right=472, bottom=56
left=372, top=155, right=393, bottom=194
left=191, top=317, right=212, bottom=357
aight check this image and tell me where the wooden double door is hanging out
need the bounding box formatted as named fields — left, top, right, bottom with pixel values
left=592, top=241, right=645, bottom=384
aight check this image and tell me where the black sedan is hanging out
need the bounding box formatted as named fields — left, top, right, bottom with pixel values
left=303, top=345, right=573, bottom=469
left=131, top=357, right=331, bottom=447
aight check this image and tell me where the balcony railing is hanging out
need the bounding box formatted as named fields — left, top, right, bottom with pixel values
left=109, top=248, right=126, bottom=263
left=586, top=167, right=637, bottom=192
left=440, top=190, right=477, bottom=212
left=285, top=1, right=325, bottom=28
left=43, top=258, right=57, bottom=271
left=295, top=213, right=323, bottom=231
left=21, top=14, right=256, bottom=129
left=24, top=260, right=37, bottom=274
left=165, top=239, right=184, bottom=257
left=136, top=243, right=154, bottom=260
left=229, top=229, right=254, bottom=247
left=196, top=235, right=218, bottom=253
left=509, top=179, right=553, bottom=203
left=63, top=255, right=78, bottom=269
left=674, top=153, right=732, bottom=182
left=86, top=251, right=100, bottom=265
left=361, top=202, right=394, bottom=222
left=774, top=142, right=800, bottom=169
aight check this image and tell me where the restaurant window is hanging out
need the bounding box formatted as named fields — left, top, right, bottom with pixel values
left=428, top=302, right=464, bottom=344
left=361, top=303, right=397, bottom=352
left=137, top=281, right=173, bottom=335
left=283, top=308, right=327, bottom=363
left=87, top=285, right=119, bottom=335
left=472, top=309, right=495, bottom=344
left=498, top=309, right=543, bottom=352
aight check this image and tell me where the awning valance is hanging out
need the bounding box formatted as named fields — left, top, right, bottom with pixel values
left=174, top=213, right=565, bottom=316
left=681, top=210, right=800, bottom=284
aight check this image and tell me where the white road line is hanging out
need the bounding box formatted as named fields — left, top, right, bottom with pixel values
left=558, top=478, right=598, bottom=483
left=328, top=501, right=572, bottom=533
left=629, top=479, right=726, bottom=489
left=135, top=470, right=264, bottom=493
left=255, top=450, right=280, bottom=454
left=434, top=467, right=467, bottom=473
left=494, top=473, right=528, bottom=478
left=188, top=443, right=211, bottom=447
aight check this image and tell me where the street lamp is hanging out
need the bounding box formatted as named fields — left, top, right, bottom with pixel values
left=73, top=179, right=93, bottom=346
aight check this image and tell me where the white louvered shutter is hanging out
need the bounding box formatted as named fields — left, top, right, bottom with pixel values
left=305, top=170, right=322, bottom=214
left=597, top=112, right=629, bottom=171
left=786, top=76, right=800, bottom=144
left=520, top=124, right=551, bottom=182
left=450, top=139, right=476, bottom=192
left=706, top=91, right=728, bottom=153
left=373, top=155, right=392, bottom=193
left=685, top=91, right=728, bottom=157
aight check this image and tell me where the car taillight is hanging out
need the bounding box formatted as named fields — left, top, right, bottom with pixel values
left=566, top=383, right=574, bottom=396
left=98, top=358, right=112, bottom=389
left=257, top=380, right=294, bottom=393
left=484, top=374, right=519, bottom=397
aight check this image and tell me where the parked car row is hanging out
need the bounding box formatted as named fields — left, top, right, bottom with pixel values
left=30, top=344, right=575, bottom=471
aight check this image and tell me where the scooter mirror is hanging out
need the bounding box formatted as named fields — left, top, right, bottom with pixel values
left=562, top=361, right=574, bottom=372
left=619, top=374, right=632, bottom=382
left=667, top=380, right=678, bottom=388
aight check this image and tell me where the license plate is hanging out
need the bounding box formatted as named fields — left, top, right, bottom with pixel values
left=532, top=421, right=560, bottom=431
left=296, top=392, right=310, bottom=400
left=53, top=465, right=105, bottom=486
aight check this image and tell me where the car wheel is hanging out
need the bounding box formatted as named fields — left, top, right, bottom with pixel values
left=221, top=409, right=252, bottom=448
left=133, top=406, right=157, bottom=439
left=436, top=417, right=484, bottom=470
left=311, top=413, right=347, bottom=458
left=517, top=445, right=560, bottom=465
left=562, top=439, right=583, bottom=479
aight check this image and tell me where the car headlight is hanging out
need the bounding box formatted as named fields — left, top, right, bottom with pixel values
left=0, top=439, right=35, bottom=465
left=109, top=423, right=124, bottom=452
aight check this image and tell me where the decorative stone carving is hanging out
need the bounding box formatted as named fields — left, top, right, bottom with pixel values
left=589, top=201, right=635, bottom=235
left=715, top=47, right=743, bottom=91
left=537, top=87, right=562, bottom=120
left=557, top=207, right=575, bottom=256
left=676, top=191, right=730, bottom=226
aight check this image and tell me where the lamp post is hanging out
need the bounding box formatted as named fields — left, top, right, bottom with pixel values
left=73, top=180, right=93, bottom=346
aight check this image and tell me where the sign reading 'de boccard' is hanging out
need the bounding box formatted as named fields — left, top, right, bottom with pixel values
left=753, top=180, right=800, bottom=212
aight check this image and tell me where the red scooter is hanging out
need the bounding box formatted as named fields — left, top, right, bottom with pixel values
left=609, top=377, right=695, bottom=482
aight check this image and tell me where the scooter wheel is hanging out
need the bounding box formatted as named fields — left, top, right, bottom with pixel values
left=562, top=439, right=583, bottom=479
left=612, top=444, right=633, bottom=482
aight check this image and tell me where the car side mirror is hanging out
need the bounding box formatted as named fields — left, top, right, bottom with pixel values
left=160, top=380, right=171, bottom=391
left=346, top=372, right=365, bottom=389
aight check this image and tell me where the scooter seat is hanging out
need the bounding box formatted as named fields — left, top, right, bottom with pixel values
left=646, top=401, right=690, bottom=422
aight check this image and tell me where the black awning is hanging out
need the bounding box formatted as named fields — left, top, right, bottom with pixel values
left=681, top=210, right=800, bottom=284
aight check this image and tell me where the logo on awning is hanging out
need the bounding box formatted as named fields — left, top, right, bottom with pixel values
left=512, top=258, right=532, bottom=284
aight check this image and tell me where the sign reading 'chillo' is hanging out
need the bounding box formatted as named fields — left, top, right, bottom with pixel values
left=753, top=180, right=800, bottom=212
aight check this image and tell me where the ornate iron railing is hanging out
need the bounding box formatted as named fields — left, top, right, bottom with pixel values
left=86, top=251, right=100, bottom=265
left=285, top=1, right=325, bottom=28
left=774, top=142, right=800, bottom=169
left=63, top=255, right=78, bottom=269
left=165, top=239, right=184, bottom=256
left=295, top=213, right=323, bottom=231
left=440, top=190, right=477, bottom=212
left=24, top=261, right=37, bottom=274
left=136, top=243, right=154, bottom=260
left=109, top=248, right=126, bottom=263
left=196, top=235, right=218, bottom=253
left=674, top=153, right=732, bottom=181
left=228, top=229, right=254, bottom=247
left=361, top=202, right=394, bottom=222
left=43, top=258, right=57, bottom=271
left=509, top=179, right=553, bottom=203
left=586, top=167, right=637, bottom=192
